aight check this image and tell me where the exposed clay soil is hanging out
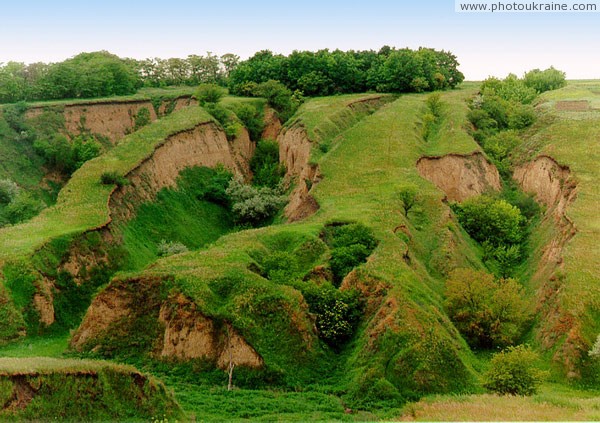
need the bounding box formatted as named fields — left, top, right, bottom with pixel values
left=514, top=155, right=580, bottom=376
left=416, top=152, right=501, bottom=202
left=555, top=101, right=590, bottom=111
left=278, top=126, right=321, bottom=221
left=109, top=122, right=246, bottom=224
left=159, top=293, right=263, bottom=369
left=70, top=284, right=133, bottom=350
left=26, top=97, right=196, bottom=143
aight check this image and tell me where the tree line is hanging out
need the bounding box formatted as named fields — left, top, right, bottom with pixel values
left=0, top=46, right=464, bottom=103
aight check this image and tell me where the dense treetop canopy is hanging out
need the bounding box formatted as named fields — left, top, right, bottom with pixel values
left=0, top=46, right=464, bottom=103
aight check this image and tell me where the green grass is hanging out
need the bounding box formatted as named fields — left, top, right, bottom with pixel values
left=120, top=189, right=234, bottom=271
left=0, top=106, right=213, bottom=263
left=77, top=88, right=488, bottom=409
left=8, top=86, right=197, bottom=109
left=0, top=334, right=69, bottom=358
left=515, top=81, right=600, bottom=380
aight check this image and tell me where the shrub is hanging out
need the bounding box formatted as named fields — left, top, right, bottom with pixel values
left=453, top=195, right=525, bottom=247
left=231, top=103, right=265, bottom=141
left=0, top=285, right=26, bottom=342
left=157, top=240, right=189, bottom=257
left=445, top=268, right=531, bottom=348
left=3, top=191, right=44, bottom=224
left=321, top=222, right=378, bottom=285
left=259, top=250, right=301, bottom=283
left=133, top=107, right=151, bottom=130
left=484, top=345, right=546, bottom=395
left=0, top=179, right=19, bottom=206
left=523, top=67, right=566, bottom=93
left=303, top=284, right=363, bottom=348
left=250, top=140, right=285, bottom=188
left=100, top=171, right=129, bottom=188
left=253, top=80, right=298, bottom=122
left=195, top=83, right=226, bottom=105
left=177, top=165, right=233, bottom=206
left=226, top=178, right=287, bottom=226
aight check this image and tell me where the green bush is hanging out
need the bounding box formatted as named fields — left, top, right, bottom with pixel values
left=0, top=285, right=26, bottom=342
left=34, top=133, right=101, bottom=175
left=230, top=103, right=265, bottom=141
left=176, top=165, right=233, bottom=206
left=3, top=191, right=43, bottom=225
left=321, top=222, right=378, bottom=285
left=484, top=345, right=546, bottom=395
left=452, top=195, right=525, bottom=248
left=0, top=179, right=19, bottom=206
left=523, top=67, right=566, bottom=93
left=195, top=83, right=227, bottom=105
left=157, top=240, right=189, bottom=257
left=445, top=268, right=531, bottom=348
left=253, top=80, right=298, bottom=122
left=100, top=171, right=129, bottom=188
left=250, top=140, right=286, bottom=188
left=226, top=179, right=287, bottom=226
left=303, top=283, right=363, bottom=348
left=133, top=107, right=151, bottom=130
left=398, top=186, right=418, bottom=217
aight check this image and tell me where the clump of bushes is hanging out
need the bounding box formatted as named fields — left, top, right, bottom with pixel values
left=177, top=165, right=233, bottom=206
left=0, top=179, right=44, bottom=227
left=195, top=83, right=227, bottom=105
left=303, top=283, right=363, bottom=349
left=452, top=195, right=526, bottom=277
left=227, top=102, right=265, bottom=141
left=523, top=67, right=566, bottom=93
left=321, top=222, right=378, bottom=286
left=421, top=93, right=446, bottom=141
left=34, top=133, right=102, bottom=175
left=157, top=240, right=189, bottom=257
left=226, top=179, right=287, bottom=226
left=100, top=171, right=129, bottom=188
left=250, top=140, right=286, bottom=189
left=445, top=268, right=531, bottom=349
left=484, top=345, right=546, bottom=395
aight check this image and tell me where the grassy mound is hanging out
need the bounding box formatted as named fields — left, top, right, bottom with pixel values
left=0, top=357, right=182, bottom=421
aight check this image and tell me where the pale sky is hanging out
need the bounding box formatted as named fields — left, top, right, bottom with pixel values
left=1, top=0, right=599, bottom=80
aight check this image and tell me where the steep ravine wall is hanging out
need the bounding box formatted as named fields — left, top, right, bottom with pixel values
left=514, top=155, right=581, bottom=376
left=416, top=152, right=502, bottom=201
left=26, top=97, right=196, bottom=143
left=108, top=122, right=247, bottom=224
left=33, top=121, right=252, bottom=327
left=277, top=125, right=321, bottom=221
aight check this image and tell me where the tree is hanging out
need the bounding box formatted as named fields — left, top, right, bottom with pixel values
left=398, top=186, right=418, bottom=217
left=524, top=67, right=566, bottom=93
left=484, top=345, right=546, bottom=395
left=453, top=195, right=525, bottom=247
left=195, top=83, right=226, bottom=105
left=445, top=268, right=531, bottom=348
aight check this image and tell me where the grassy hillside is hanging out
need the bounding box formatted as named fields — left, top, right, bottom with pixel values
left=517, top=81, right=600, bottom=381
left=0, top=106, right=213, bottom=263
left=71, top=89, right=497, bottom=417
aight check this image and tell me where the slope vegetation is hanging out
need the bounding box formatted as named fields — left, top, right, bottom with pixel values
left=72, top=89, right=499, bottom=410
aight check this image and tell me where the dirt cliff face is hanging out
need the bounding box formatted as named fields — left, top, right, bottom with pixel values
left=26, top=97, right=197, bottom=143
left=416, top=152, right=502, bottom=201
left=70, top=284, right=133, bottom=350
left=514, top=155, right=580, bottom=376
left=159, top=293, right=263, bottom=368
left=110, top=122, right=244, bottom=224
left=277, top=125, right=321, bottom=221
left=262, top=108, right=282, bottom=141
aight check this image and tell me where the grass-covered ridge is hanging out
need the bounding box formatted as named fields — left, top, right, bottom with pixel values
left=0, top=357, right=182, bottom=421
left=74, top=88, right=494, bottom=413
left=0, top=106, right=213, bottom=263
left=516, top=81, right=600, bottom=381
